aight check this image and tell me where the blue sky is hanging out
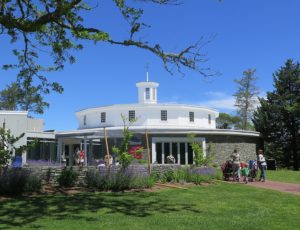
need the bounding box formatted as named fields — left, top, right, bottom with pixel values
left=1, top=0, right=300, bottom=131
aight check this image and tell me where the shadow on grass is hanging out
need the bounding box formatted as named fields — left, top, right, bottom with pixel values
left=0, top=190, right=202, bottom=229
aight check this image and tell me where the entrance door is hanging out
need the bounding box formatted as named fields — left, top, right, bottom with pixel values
left=156, top=143, right=162, bottom=164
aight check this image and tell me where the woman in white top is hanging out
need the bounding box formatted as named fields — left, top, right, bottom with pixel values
left=257, top=149, right=267, bottom=182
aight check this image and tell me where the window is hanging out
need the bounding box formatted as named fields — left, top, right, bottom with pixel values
left=83, top=115, right=86, bottom=126
left=129, top=110, right=135, bottom=121
left=101, top=112, right=106, bottom=123
left=189, top=112, right=194, bottom=122
left=145, top=88, right=150, bottom=100
left=161, top=110, right=167, bottom=121
left=208, top=114, right=211, bottom=124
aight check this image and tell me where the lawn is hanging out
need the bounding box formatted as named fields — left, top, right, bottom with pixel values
left=266, top=170, right=300, bottom=184
left=1, top=183, right=300, bottom=230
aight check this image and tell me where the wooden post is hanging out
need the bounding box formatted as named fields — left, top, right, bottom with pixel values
left=145, top=129, right=151, bottom=174
left=104, top=127, right=110, bottom=167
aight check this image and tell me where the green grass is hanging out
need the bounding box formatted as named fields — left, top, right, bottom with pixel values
left=266, top=170, right=300, bottom=184
left=1, top=183, right=300, bottom=230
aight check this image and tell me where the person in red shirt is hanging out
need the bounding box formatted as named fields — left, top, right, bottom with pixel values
left=79, top=150, right=85, bottom=167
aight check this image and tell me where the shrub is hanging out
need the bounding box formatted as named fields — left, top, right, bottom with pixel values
left=0, top=168, right=42, bottom=195
left=85, top=166, right=154, bottom=191
left=24, top=173, right=42, bottom=192
left=152, top=166, right=216, bottom=184
left=57, top=167, right=79, bottom=187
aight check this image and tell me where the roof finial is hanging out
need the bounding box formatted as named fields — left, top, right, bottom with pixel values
left=146, top=63, right=149, bottom=82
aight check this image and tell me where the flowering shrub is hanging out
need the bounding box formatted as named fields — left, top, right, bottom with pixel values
left=152, top=166, right=217, bottom=184
left=0, top=168, right=42, bottom=195
left=129, top=146, right=143, bottom=159
left=85, top=165, right=154, bottom=191
left=26, top=160, right=60, bottom=166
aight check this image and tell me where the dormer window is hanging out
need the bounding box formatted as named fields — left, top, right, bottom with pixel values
left=129, top=110, right=135, bottom=121
left=189, top=112, right=194, bottom=122
left=145, top=88, right=150, bottom=100
left=161, top=110, right=167, bottom=121
left=83, top=115, right=87, bottom=126
left=101, top=112, right=106, bottom=123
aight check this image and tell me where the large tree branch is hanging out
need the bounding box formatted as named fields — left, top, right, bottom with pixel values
left=0, top=0, right=82, bottom=32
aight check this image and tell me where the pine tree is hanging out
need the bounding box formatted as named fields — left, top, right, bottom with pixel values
left=233, top=69, right=259, bottom=130
left=253, top=59, right=300, bottom=170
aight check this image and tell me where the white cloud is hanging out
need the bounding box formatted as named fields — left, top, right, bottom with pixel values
left=201, top=97, right=236, bottom=111
left=199, top=91, right=236, bottom=111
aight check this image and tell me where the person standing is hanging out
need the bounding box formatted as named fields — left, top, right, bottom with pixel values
left=231, top=149, right=241, bottom=182
left=257, top=149, right=267, bottom=182
left=79, top=150, right=85, bottom=167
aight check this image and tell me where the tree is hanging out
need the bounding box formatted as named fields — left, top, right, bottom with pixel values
left=216, top=112, right=241, bottom=129
left=233, top=69, right=259, bottom=130
left=0, top=80, right=53, bottom=114
left=253, top=59, right=300, bottom=170
left=0, top=126, right=27, bottom=167
left=0, top=0, right=214, bottom=114
left=112, top=115, right=142, bottom=169
left=0, top=83, right=20, bottom=110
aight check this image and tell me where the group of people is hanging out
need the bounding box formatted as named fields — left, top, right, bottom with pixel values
left=74, top=148, right=85, bottom=167
left=230, top=149, right=267, bottom=183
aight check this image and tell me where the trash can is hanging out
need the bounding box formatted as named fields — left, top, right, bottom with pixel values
left=266, top=159, right=276, bottom=170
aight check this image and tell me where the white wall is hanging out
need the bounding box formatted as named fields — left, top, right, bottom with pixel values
left=76, top=104, right=218, bottom=130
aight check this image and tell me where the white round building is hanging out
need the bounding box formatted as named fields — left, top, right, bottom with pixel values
left=56, top=80, right=262, bottom=166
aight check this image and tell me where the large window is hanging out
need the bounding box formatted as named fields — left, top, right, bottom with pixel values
left=101, top=112, right=106, bottom=123
left=129, top=110, right=135, bottom=121
left=189, top=112, right=194, bottom=122
left=145, top=88, right=150, bottom=100
left=161, top=110, right=167, bottom=121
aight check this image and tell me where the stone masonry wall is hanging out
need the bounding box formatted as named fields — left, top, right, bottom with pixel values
left=205, top=135, right=263, bottom=164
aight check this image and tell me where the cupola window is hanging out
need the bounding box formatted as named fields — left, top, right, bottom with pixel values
left=145, top=88, right=150, bottom=100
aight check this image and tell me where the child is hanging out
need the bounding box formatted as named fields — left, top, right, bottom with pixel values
left=242, top=163, right=249, bottom=184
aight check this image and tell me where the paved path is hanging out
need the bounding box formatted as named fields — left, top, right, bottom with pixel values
left=246, top=180, right=300, bottom=196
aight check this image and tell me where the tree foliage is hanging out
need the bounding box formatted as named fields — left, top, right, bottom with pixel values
left=216, top=112, right=241, bottom=129
left=0, top=82, right=49, bottom=114
left=253, top=59, right=300, bottom=170
left=0, top=127, right=26, bottom=167
left=112, top=115, right=142, bottom=169
left=0, top=0, right=214, bottom=114
left=233, top=69, right=259, bottom=130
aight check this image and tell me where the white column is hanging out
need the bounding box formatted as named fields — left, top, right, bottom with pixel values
left=162, top=142, right=165, bottom=165
left=170, top=142, right=173, bottom=160
left=89, top=139, right=93, bottom=165
left=57, top=139, right=62, bottom=165
left=202, top=139, right=207, bottom=158
left=193, top=149, right=195, bottom=165
left=84, top=137, right=87, bottom=166
left=177, top=142, right=180, bottom=165
left=185, top=142, right=188, bottom=165
left=151, top=142, right=156, bottom=163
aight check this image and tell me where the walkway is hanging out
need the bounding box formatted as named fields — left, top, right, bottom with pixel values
left=247, top=180, right=300, bottom=196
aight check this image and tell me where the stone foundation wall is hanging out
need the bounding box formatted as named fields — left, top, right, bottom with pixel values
left=25, top=164, right=202, bottom=186
left=205, top=135, right=263, bottom=164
